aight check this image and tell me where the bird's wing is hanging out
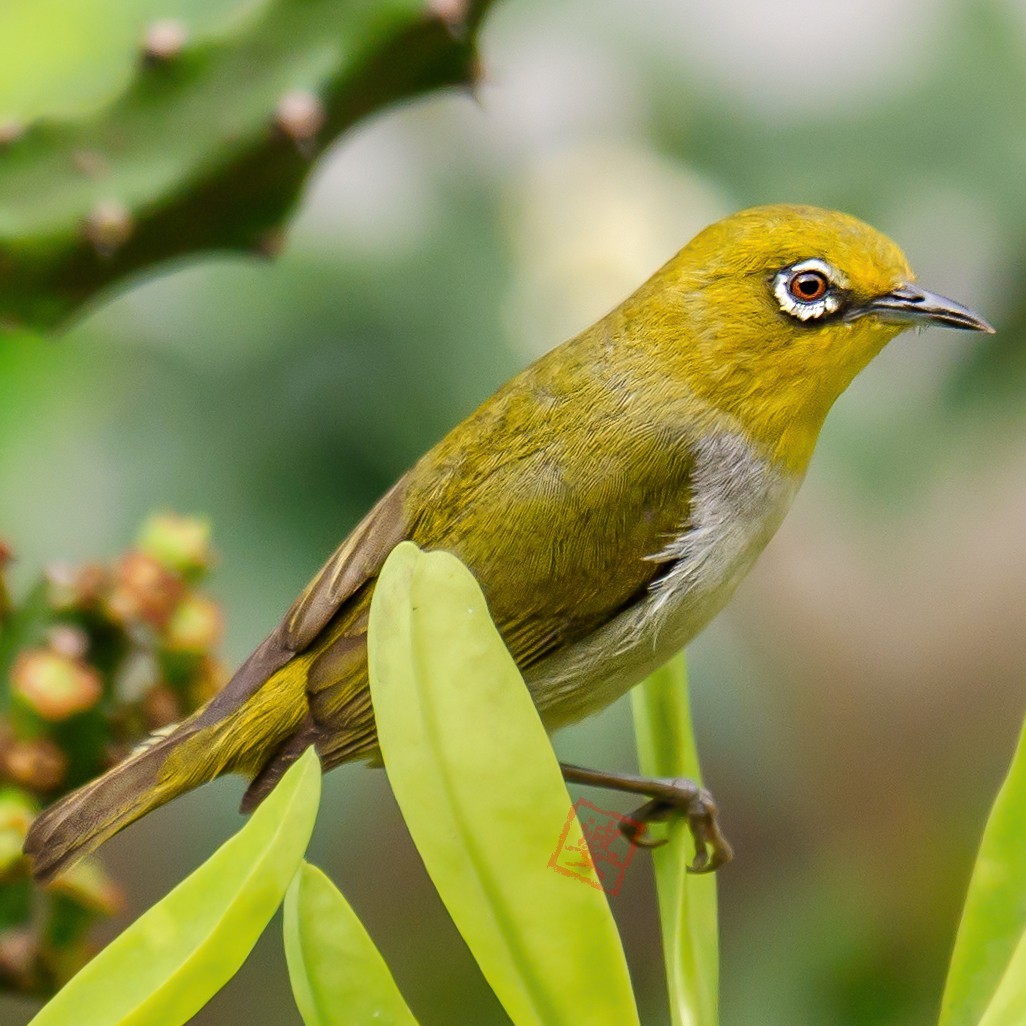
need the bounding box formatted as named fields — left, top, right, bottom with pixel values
left=283, top=478, right=409, bottom=649
left=191, top=478, right=409, bottom=730
left=421, top=470, right=690, bottom=674
left=403, top=386, right=695, bottom=675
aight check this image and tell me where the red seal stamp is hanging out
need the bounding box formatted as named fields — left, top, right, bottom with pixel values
left=547, top=797, right=641, bottom=896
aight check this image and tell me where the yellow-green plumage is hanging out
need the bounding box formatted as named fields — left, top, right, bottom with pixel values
left=24, top=204, right=992, bottom=881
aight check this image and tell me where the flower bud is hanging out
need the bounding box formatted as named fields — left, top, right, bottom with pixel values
left=106, top=551, right=183, bottom=628
left=10, top=650, right=103, bottom=721
left=46, top=562, right=108, bottom=612
left=1, top=737, right=67, bottom=792
left=163, top=594, right=223, bottom=653
left=0, top=930, right=35, bottom=989
left=136, top=513, right=212, bottom=577
left=47, top=624, right=90, bottom=661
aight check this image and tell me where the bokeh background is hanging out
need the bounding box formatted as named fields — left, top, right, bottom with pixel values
left=3, top=0, right=1025, bottom=1022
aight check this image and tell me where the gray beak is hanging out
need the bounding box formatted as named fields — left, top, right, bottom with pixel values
left=846, top=283, right=995, bottom=333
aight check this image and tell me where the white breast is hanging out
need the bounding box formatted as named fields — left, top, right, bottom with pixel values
left=526, top=430, right=801, bottom=729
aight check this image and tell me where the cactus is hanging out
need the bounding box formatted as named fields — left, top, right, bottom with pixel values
left=0, top=0, right=492, bottom=331
left=0, top=514, right=225, bottom=995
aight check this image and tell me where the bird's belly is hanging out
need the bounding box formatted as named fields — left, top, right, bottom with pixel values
left=524, top=430, right=801, bottom=729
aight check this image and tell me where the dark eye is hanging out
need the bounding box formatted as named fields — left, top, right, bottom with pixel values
left=788, top=269, right=829, bottom=303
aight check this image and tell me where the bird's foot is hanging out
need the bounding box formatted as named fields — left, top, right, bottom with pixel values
left=559, top=763, right=733, bottom=874
left=620, top=783, right=733, bottom=873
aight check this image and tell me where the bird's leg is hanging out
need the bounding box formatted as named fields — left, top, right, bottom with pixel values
left=559, top=762, right=733, bottom=873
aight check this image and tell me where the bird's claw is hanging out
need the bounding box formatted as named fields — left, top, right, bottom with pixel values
left=618, top=779, right=734, bottom=873
left=685, top=787, right=734, bottom=874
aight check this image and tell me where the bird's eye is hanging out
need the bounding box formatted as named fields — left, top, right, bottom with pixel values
left=772, top=258, right=847, bottom=323
left=788, top=270, right=829, bottom=303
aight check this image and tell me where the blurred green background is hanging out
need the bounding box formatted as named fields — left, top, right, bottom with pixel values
left=2, top=0, right=1025, bottom=1022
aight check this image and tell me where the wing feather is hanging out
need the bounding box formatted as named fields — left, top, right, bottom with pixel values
left=192, top=478, right=409, bottom=730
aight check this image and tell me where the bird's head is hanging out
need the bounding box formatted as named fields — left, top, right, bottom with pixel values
left=630, top=204, right=993, bottom=472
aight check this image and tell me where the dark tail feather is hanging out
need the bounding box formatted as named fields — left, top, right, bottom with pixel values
left=239, top=717, right=318, bottom=813
left=24, top=638, right=313, bottom=883
left=24, top=726, right=202, bottom=884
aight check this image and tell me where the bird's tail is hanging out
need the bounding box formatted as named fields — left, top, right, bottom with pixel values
left=24, top=724, right=205, bottom=884
left=24, top=658, right=309, bottom=884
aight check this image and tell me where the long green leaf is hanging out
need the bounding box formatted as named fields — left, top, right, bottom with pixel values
left=284, top=861, right=419, bottom=1026
left=632, top=653, right=718, bottom=1026
left=977, top=929, right=1026, bottom=1026
left=940, top=718, right=1026, bottom=1026
left=30, top=747, right=321, bottom=1026
left=368, top=542, right=640, bottom=1026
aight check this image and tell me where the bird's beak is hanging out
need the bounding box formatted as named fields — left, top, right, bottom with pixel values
left=846, top=283, right=995, bottom=333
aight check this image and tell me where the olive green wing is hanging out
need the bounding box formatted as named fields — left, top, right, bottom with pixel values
left=402, top=380, right=695, bottom=677
left=423, top=483, right=689, bottom=675
left=192, top=478, right=410, bottom=733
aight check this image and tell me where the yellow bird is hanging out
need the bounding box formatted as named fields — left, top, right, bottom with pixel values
left=25, top=204, right=993, bottom=882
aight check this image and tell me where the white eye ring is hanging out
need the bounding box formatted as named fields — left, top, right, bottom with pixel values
left=773, top=258, right=847, bottom=322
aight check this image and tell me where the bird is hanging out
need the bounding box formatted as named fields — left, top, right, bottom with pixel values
left=24, top=204, right=993, bottom=883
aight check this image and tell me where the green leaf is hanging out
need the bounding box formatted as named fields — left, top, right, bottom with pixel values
left=29, top=747, right=321, bottom=1026
left=977, top=931, right=1026, bottom=1026
left=368, top=541, right=640, bottom=1026
left=940, top=717, right=1026, bottom=1026
left=632, top=653, right=718, bottom=1026
left=284, top=861, right=419, bottom=1026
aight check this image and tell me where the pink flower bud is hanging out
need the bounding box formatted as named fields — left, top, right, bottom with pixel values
left=1, top=737, right=68, bottom=792
left=106, top=551, right=183, bottom=628
left=10, top=650, right=103, bottom=721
